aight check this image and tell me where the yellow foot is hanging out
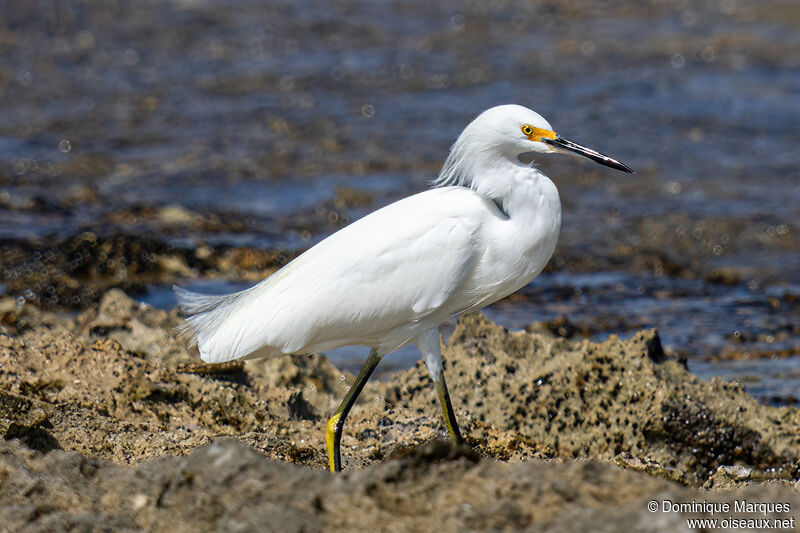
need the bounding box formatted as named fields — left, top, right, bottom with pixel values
left=325, top=412, right=342, bottom=472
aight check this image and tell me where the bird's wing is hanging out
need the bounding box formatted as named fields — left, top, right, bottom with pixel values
left=186, top=188, right=490, bottom=362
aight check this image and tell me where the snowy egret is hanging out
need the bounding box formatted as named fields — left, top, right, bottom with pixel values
left=175, top=104, right=633, bottom=472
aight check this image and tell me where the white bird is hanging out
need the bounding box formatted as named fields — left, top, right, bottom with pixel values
left=175, top=104, right=633, bottom=471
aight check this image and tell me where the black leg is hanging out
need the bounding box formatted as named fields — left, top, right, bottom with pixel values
left=416, top=329, right=465, bottom=445
left=325, top=348, right=382, bottom=472
left=434, top=371, right=464, bottom=444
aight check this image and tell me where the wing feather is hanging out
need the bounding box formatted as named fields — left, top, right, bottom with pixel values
left=177, top=187, right=488, bottom=362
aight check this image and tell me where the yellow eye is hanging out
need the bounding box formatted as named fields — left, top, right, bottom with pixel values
left=521, top=124, right=533, bottom=136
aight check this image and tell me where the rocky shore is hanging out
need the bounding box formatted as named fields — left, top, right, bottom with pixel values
left=1, top=289, right=798, bottom=531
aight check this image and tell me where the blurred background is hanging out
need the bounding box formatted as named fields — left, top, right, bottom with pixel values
left=0, top=0, right=798, bottom=401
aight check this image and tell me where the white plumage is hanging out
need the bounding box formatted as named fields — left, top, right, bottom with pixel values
left=175, top=104, right=633, bottom=471
left=176, top=105, right=571, bottom=364
left=175, top=104, right=634, bottom=366
left=177, top=181, right=558, bottom=363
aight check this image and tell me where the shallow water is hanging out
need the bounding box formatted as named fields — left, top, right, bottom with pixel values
left=690, top=358, right=800, bottom=406
left=2, top=0, right=799, bottom=402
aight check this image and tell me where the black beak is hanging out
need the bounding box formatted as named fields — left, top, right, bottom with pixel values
left=543, top=136, right=635, bottom=174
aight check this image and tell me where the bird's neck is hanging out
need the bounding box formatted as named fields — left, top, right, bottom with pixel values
left=492, top=165, right=563, bottom=283
left=469, top=158, right=556, bottom=217
left=435, top=149, right=560, bottom=224
left=497, top=165, right=561, bottom=223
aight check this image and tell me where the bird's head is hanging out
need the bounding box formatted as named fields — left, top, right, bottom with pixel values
left=475, top=104, right=634, bottom=173
left=433, top=105, right=633, bottom=192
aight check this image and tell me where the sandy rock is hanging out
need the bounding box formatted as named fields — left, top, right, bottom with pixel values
left=2, top=291, right=800, bottom=530
left=0, top=392, right=48, bottom=442
left=84, top=288, right=188, bottom=363
left=2, top=438, right=800, bottom=533
left=155, top=204, right=202, bottom=226
left=402, top=314, right=800, bottom=485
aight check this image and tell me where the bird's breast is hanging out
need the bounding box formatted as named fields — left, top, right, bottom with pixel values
left=467, top=176, right=561, bottom=306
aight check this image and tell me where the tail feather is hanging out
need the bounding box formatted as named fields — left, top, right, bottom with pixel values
left=173, top=285, right=250, bottom=361
left=173, top=285, right=244, bottom=316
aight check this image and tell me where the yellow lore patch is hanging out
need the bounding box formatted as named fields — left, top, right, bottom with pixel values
left=521, top=124, right=557, bottom=142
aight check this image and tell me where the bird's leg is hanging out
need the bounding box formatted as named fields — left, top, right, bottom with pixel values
left=416, top=329, right=464, bottom=445
left=433, top=370, right=464, bottom=444
left=325, top=347, right=382, bottom=472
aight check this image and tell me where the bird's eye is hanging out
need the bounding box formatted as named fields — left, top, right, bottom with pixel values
left=521, top=124, right=534, bottom=136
